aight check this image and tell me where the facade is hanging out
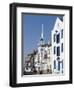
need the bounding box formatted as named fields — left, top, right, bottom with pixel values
left=34, top=24, right=52, bottom=74
left=51, top=17, right=64, bottom=74
left=24, top=24, right=52, bottom=74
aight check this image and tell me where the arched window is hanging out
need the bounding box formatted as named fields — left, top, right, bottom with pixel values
left=61, top=43, right=63, bottom=52
left=56, top=33, right=60, bottom=43
left=57, top=46, right=60, bottom=56
left=58, top=61, right=60, bottom=71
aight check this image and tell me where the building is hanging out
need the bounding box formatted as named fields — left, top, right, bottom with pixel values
left=23, top=16, right=64, bottom=75
left=34, top=24, right=52, bottom=74
left=51, top=17, right=64, bottom=74
left=23, top=50, right=38, bottom=75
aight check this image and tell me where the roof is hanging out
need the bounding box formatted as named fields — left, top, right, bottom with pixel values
left=41, top=43, right=51, bottom=47
left=59, top=17, right=63, bottom=21
left=28, top=50, right=38, bottom=56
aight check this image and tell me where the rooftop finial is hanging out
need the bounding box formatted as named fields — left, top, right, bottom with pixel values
left=41, top=24, right=44, bottom=39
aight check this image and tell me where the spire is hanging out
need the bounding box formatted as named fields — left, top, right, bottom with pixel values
left=41, top=24, right=44, bottom=39
left=38, top=24, right=44, bottom=46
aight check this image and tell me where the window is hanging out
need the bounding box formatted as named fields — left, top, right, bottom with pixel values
left=61, top=43, right=63, bottom=52
left=44, top=51, right=47, bottom=59
left=57, top=46, right=60, bottom=56
left=58, top=61, right=60, bottom=71
left=57, top=57, right=60, bottom=60
left=61, top=29, right=63, bottom=38
left=56, top=33, right=60, bottom=43
left=54, top=46, right=56, bottom=54
left=48, top=49, right=50, bottom=54
left=54, top=60, right=56, bottom=69
left=41, top=48, right=43, bottom=51
left=44, top=53, right=47, bottom=59
left=54, top=34, right=56, bottom=42
left=62, top=60, right=63, bottom=69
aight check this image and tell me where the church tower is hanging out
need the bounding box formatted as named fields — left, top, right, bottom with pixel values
left=37, top=24, right=45, bottom=64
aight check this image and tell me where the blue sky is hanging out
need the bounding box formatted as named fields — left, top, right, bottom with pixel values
left=22, top=13, right=63, bottom=56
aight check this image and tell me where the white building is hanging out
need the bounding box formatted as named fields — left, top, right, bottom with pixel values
left=34, top=24, right=52, bottom=74
left=51, top=17, right=64, bottom=74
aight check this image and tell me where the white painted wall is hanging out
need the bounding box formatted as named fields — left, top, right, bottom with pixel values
left=51, top=17, right=64, bottom=73
left=0, top=0, right=74, bottom=89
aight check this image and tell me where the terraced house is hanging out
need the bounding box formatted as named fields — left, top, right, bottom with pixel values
left=51, top=16, right=64, bottom=74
